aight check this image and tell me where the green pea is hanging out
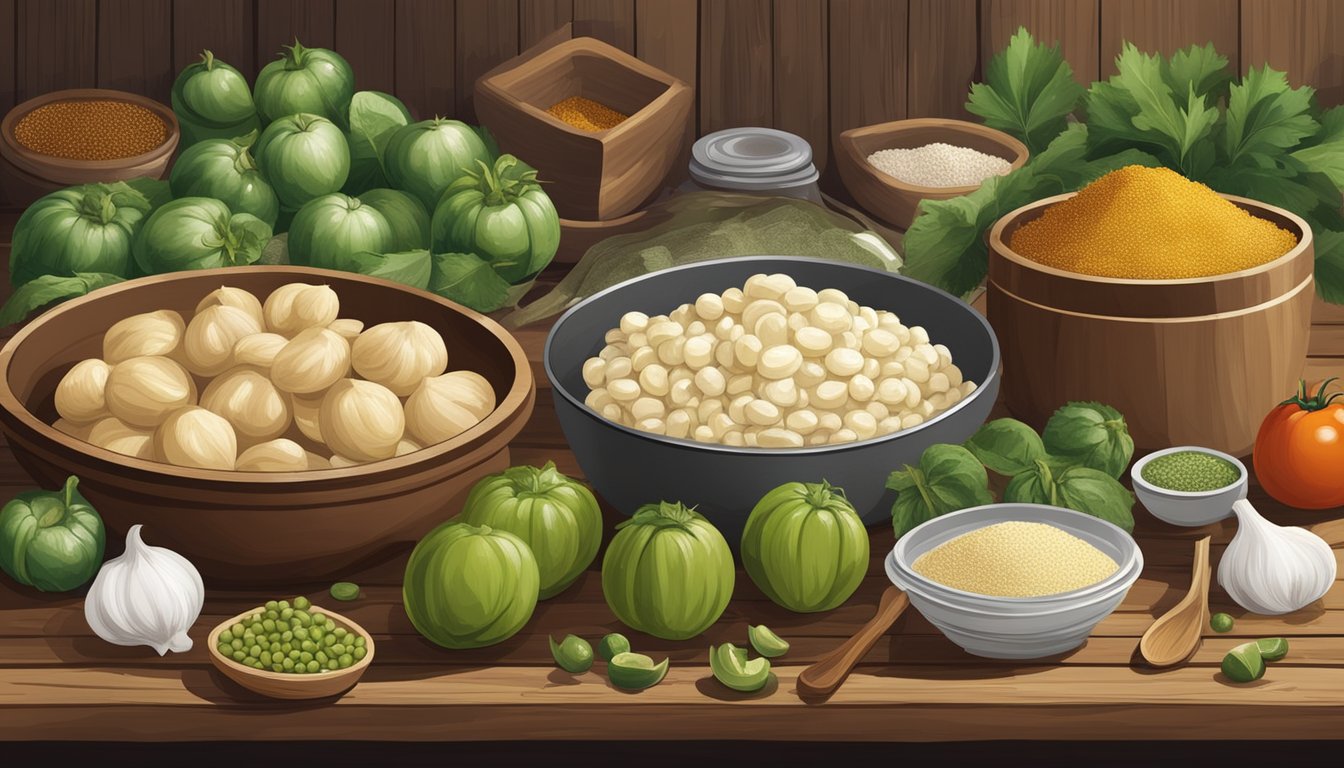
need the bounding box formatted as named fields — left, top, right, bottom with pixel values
left=282, top=658, right=295, bottom=671
left=338, top=654, right=353, bottom=668
left=332, top=643, right=347, bottom=656
left=262, top=619, right=276, bottom=633
left=249, top=621, right=264, bottom=634
left=289, top=650, right=302, bottom=661
left=230, top=638, right=243, bottom=651
left=294, top=626, right=309, bottom=640
left=312, top=612, right=325, bottom=625
left=300, top=652, right=314, bottom=663
left=326, top=659, right=339, bottom=670
left=295, top=610, right=312, bottom=627
left=281, top=630, right=293, bottom=643
left=307, top=660, right=320, bottom=673
left=265, top=600, right=279, bottom=611
left=278, top=600, right=290, bottom=610
left=323, top=635, right=335, bottom=647
left=219, top=630, right=234, bottom=644
left=281, top=608, right=294, bottom=621
left=333, top=627, right=348, bottom=639
left=310, top=627, right=324, bottom=641
left=301, top=640, right=317, bottom=653
left=232, top=650, right=246, bottom=662
left=316, top=651, right=328, bottom=664
left=353, top=646, right=366, bottom=660
left=269, top=641, right=281, bottom=653
left=1210, top=613, right=1235, bottom=633
left=243, top=656, right=258, bottom=666
left=231, top=623, right=246, bottom=636
left=294, top=596, right=311, bottom=610
left=248, top=644, right=262, bottom=657
left=329, top=582, right=361, bottom=602
left=353, top=636, right=366, bottom=648
left=253, top=662, right=265, bottom=670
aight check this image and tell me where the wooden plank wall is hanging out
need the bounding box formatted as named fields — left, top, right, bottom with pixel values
left=2, top=0, right=1344, bottom=202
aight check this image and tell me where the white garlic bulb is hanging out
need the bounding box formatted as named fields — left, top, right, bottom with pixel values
left=1218, top=499, right=1337, bottom=615
left=103, top=309, right=185, bottom=364
left=183, top=305, right=264, bottom=377
left=404, top=370, right=496, bottom=445
left=263, top=283, right=339, bottom=336
left=55, top=358, right=112, bottom=424
left=154, top=406, right=237, bottom=470
left=231, top=332, right=289, bottom=371
left=87, top=417, right=156, bottom=459
left=320, top=378, right=404, bottom=461
left=270, top=327, right=351, bottom=394
left=104, top=356, right=197, bottom=427
left=289, top=392, right=325, bottom=444
left=351, top=321, right=449, bottom=396
left=196, top=286, right=264, bottom=328
left=236, top=438, right=309, bottom=472
left=84, top=525, right=203, bottom=655
left=328, top=318, right=364, bottom=341
left=200, top=367, right=289, bottom=442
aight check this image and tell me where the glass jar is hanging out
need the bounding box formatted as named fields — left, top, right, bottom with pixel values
left=676, top=127, right=823, bottom=203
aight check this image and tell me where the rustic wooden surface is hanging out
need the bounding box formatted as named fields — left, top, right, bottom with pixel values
left=2, top=212, right=1344, bottom=742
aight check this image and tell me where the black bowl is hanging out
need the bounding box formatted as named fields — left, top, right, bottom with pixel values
left=544, top=256, right=1000, bottom=543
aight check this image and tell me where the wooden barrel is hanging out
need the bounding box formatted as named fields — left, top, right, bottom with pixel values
left=987, top=192, right=1315, bottom=457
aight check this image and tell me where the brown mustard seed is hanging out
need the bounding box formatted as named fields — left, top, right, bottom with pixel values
left=546, top=96, right=629, bottom=132
left=14, top=99, right=168, bottom=161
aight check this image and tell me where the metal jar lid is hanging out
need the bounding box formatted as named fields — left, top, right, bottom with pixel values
left=689, top=127, right=820, bottom=191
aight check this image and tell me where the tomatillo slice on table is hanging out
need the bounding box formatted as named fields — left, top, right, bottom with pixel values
left=748, top=625, right=789, bottom=658
left=1256, top=637, right=1289, bottom=662
left=1221, top=642, right=1265, bottom=683
left=607, top=652, right=668, bottom=690
left=1210, top=612, right=1234, bottom=633
left=329, top=581, right=360, bottom=601
left=710, top=643, right=771, bottom=693
left=598, top=632, right=630, bottom=662
left=549, top=634, right=594, bottom=674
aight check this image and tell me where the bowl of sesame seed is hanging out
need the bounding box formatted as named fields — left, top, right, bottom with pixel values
left=0, top=88, right=180, bottom=205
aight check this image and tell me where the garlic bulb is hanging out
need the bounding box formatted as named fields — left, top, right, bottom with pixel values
left=1218, top=499, right=1337, bottom=615
left=196, top=286, right=264, bottom=328
left=183, top=305, right=264, bottom=377
left=103, top=309, right=185, bottom=364
left=154, top=406, right=237, bottom=470
left=87, top=417, right=155, bottom=459
left=352, top=321, right=449, bottom=396
left=404, top=370, right=497, bottom=445
left=104, top=356, right=197, bottom=427
left=236, top=438, right=309, bottom=471
left=55, top=358, right=112, bottom=424
left=200, top=367, right=289, bottom=442
left=263, top=283, right=339, bottom=336
left=231, top=332, right=289, bottom=370
left=84, top=525, right=203, bottom=655
left=271, top=327, right=351, bottom=394
left=328, top=318, right=364, bottom=341
left=320, top=378, right=405, bottom=461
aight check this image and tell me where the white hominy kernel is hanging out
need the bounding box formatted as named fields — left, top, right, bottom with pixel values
left=852, top=316, right=870, bottom=335
left=811, top=302, right=852, bottom=333
left=946, top=364, right=964, bottom=388
left=849, top=374, right=875, bottom=402
left=905, top=356, right=930, bottom=383
left=928, top=371, right=951, bottom=394
left=927, top=393, right=946, bottom=411
left=714, top=316, right=735, bottom=339
left=813, top=380, right=849, bottom=409
left=807, top=432, right=830, bottom=446
left=901, top=413, right=924, bottom=429
left=818, top=412, right=843, bottom=432
left=709, top=413, right=736, bottom=438
left=933, top=343, right=952, bottom=366
left=715, top=339, right=737, bottom=370
left=605, top=357, right=633, bottom=382
left=693, top=425, right=715, bottom=442
left=742, top=299, right=786, bottom=331
left=639, top=364, right=670, bottom=396
left=859, top=306, right=878, bottom=327
left=892, top=325, right=912, bottom=345
left=877, top=377, right=908, bottom=405
left=666, top=409, right=692, bottom=438
left=758, top=428, right=804, bottom=448
left=686, top=320, right=706, bottom=336
left=762, top=377, right=799, bottom=408
left=605, top=328, right=626, bottom=345
left=756, top=313, right=790, bottom=348
left=863, top=328, right=899, bottom=357
left=582, top=358, right=607, bottom=388
left=825, top=348, right=864, bottom=377
left=882, top=361, right=905, bottom=378
left=609, top=379, right=641, bottom=401
left=698, top=398, right=723, bottom=422
left=866, top=401, right=890, bottom=421
left=944, top=386, right=963, bottom=406
left=648, top=321, right=683, bottom=347
left=878, top=416, right=903, bottom=435
left=727, top=374, right=754, bottom=396
left=865, top=142, right=1012, bottom=188
left=585, top=389, right=607, bottom=409
left=630, top=346, right=657, bottom=372
left=758, top=345, right=803, bottom=379
left=636, top=417, right=666, bottom=434
left=862, top=357, right=881, bottom=379
left=903, top=378, right=922, bottom=408
left=794, top=326, right=833, bottom=356
left=839, top=331, right=860, bottom=350
left=722, top=288, right=746, bottom=314
left=846, top=300, right=860, bottom=315
left=845, top=410, right=877, bottom=439
left=910, top=325, right=930, bottom=346
left=628, top=332, right=648, bottom=349
left=683, top=336, right=714, bottom=369
left=796, top=389, right=809, bottom=408
left=744, top=274, right=780, bottom=300
left=729, top=324, right=745, bottom=342
left=830, top=428, right=859, bottom=444
left=620, top=311, right=649, bottom=335
left=894, top=345, right=913, bottom=363
left=786, top=409, right=819, bottom=434
left=915, top=343, right=939, bottom=366
left=743, top=431, right=759, bottom=447
left=729, top=394, right=754, bottom=423
left=657, top=337, right=686, bottom=366
left=745, top=399, right=781, bottom=426
left=722, top=430, right=745, bottom=447
left=670, top=305, right=693, bottom=326
left=697, top=293, right=725, bottom=321
left=602, top=403, right=625, bottom=422
left=599, top=344, right=623, bottom=361
left=668, top=367, right=694, bottom=386
left=784, top=286, right=819, bottom=312
left=734, top=334, right=763, bottom=367
left=962, top=381, right=978, bottom=396
left=631, top=397, right=665, bottom=421
left=787, top=312, right=808, bottom=332
left=817, top=288, right=849, bottom=305
left=695, top=367, right=727, bottom=397
left=796, top=360, right=827, bottom=387
left=918, top=400, right=936, bottom=418
left=670, top=378, right=695, bottom=405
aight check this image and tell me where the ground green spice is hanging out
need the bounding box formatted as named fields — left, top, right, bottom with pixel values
left=1142, top=450, right=1240, bottom=492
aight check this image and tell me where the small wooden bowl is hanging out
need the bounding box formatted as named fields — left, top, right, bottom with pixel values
left=0, top=88, right=180, bottom=205
left=475, top=36, right=693, bottom=221
left=0, top=266, right=536, bottom=583
left=835, top=118, right=1028, bottom=230
left=208, top=605, right=375, bottom=700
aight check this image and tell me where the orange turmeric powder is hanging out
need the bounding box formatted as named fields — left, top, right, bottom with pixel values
left=1009, top=166, right=1298, bottom=279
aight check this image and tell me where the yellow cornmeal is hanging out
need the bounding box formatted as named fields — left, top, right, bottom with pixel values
left=912, top=521, right=1119, bottom=597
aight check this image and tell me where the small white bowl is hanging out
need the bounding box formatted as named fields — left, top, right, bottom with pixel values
left=1131, top=446, right=1248, bottom=527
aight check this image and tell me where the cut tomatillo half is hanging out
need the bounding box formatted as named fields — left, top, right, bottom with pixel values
left=597, top=632, right=631, bottom=662
left=607, top=652, right=668, bottom=690
left=748, top=625, right=790, bottom=658
left=1256, top=637, right=1289, bottom=662
left=549, top=634, right=594, bottom=674
left=710, top=643, right=771, bottom=692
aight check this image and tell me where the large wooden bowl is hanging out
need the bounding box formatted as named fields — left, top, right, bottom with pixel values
left=987, top=193, right=1314, bottom=456
left=475, top=36, right=692, bottom=221
left=0, top=88, right=180, bottom=205
left=208, top=605, right=374, bottom=700
left=835, top=118, right=1028, bottom=230
left=0, top=267, right=535, bottom=583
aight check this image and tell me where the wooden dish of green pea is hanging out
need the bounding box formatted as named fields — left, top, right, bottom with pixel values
left=207, top=597, right=376, bottom=700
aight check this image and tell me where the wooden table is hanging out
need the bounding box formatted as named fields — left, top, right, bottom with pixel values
left=2, top=213, right=1344, bottom=746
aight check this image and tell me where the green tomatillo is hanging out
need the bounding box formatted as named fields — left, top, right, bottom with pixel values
left=0, top=476, right=105, bottom=592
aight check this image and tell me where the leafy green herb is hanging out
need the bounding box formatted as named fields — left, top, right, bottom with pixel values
left=966, top=26, right=1085, bottom=154
left=0, top=273, right=125, bottom=326
left=429, top=252, right=512, bottom=312
left=1315, top=229, right=1344, bottom=304
left=1004, top=458, right=1135, bottom=532
left=888, top=444, right=993, bottom=537
left=347, top=249, right=433, bottom=290
left=965, top=418, right=1046, bottom=476
left=1041, top=401, right=1135, bottom=478
left=345, top=90, right=412, bottom=194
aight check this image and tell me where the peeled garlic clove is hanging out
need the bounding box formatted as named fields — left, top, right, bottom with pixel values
left=196, top=286, right=264, bottom=328
left=200, top=367, right=290, bottom=442
left=154, top=406, right=237, bottom=470
left=231, top=332, right=289, bottom=371
left=320, top=378, right=404, bottom=461
left=351, top=321, right=448, bottom=396
left=289, top=392, right=325, bottom=444
left=327, top=318, right=364, bottom=342
left=103, top=310, right=185, bottom=364
left=104, top=356, right=197, bottom=428
left=55, top=358, right=112, bottom=424
left=404, top=370, right=496, bottom=445
left=88, top=417, right=156, bottom=459
left=263, top=283, right=339, bottom=336
left=270, top=327, right=351, bottom=394
left=236, top=438, right=309, bottom=471
left=1218, top=499, right=1337, bottom=615
left=84, top=525, right=203, bottom=655
left=183, top=305, right=264, bottom=377
left=395, top=437, right=423, bottom=457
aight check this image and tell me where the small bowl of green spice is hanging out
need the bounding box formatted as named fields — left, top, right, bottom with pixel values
left=1131, top=446, right=1248, bottom=527
left=207, top=596, right=375, bottom=700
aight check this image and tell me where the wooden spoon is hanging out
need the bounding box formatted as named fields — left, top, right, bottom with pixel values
left=1138, top=535, right=1211, bottom=668
left=796, top=586, right=909, bottom=698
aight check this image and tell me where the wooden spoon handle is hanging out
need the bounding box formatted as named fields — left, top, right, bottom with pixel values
left=1192, top=534, right=1212, bottom=625
left=796, top=586, right=908, bottom=699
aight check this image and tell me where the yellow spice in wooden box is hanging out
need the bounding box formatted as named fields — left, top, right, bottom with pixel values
left=1008, top=165, right=1298, bottom=279
left=912, top=521, right=1119, bottom=597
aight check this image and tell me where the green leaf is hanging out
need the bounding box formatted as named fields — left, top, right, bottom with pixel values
left=1042, top=401, right=1135, bottom=479
left=1222, top=65, right=1318, bottom=168
left=1055, top=467, right=1136, bottom=532
left=345, top=91, right=412, bottom=193
left=1315, top=229, right=1344, bottom=305
left=0, top=273, right=125, bottom=326
left=888, top=444, right=993, bottom=537
left=1162, top=43, right=1233, bottom=107
left=121, top=177, right=172, bottom=211
left=965, top=418, right=1046, bottom=476
left=429, top=252, right=512, bottom=312
left=965, top=27, right=1085, bottom=154
left=1004, top=461, right=1055, bottom=506
left=347, top=248, right=432, bottom=290
left=1291, top=106, right=1344, bottom=188
left=1097, top=44, right=1221, bottom=175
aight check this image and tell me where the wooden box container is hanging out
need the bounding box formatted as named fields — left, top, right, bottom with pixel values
left=474, top=36, right=692, bottom=221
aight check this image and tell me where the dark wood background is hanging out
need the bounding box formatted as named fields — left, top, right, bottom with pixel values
left=3, top=0, right=1343, bottom=179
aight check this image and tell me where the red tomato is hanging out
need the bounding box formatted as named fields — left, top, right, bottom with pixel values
left=1253, top=378, right=1344, bottom=510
